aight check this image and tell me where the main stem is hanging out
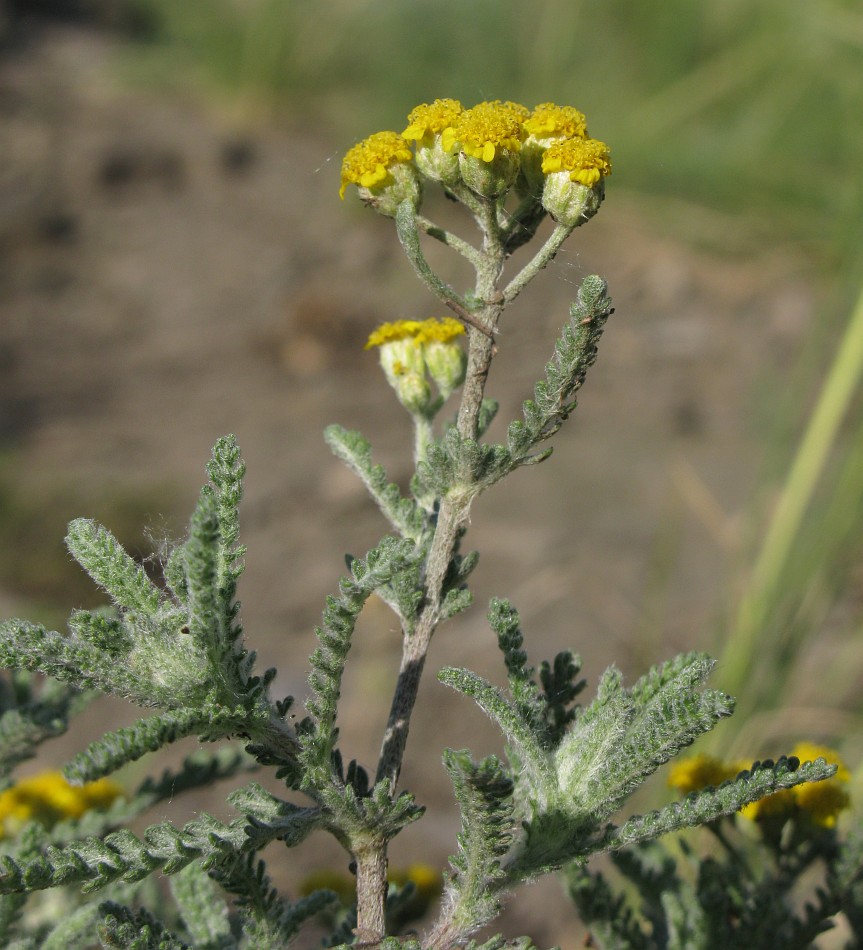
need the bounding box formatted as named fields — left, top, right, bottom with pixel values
left=376, top=200, right=505, bottom=795
left=354, top=840, right=389, bottom=946
left=375, top=318, right=500, bottom=795
left=359, top=199, right=508, bottom=942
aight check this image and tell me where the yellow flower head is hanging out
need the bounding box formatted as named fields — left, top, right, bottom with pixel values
left=789, top=742, right=852, bottom=827
left=441, top=100, right=528, bottom=162
left=792, top=742, right=851, bottom=783
left=0, top=770, right=123, bottom=838
left=388, top=863, right=443, bottom=900
left=794, top=779, right=851, bottom=828
left=542, top=137, right=612, bottom=186
left=738, top=744, right=851, bottom=828
left=403, top=99, right=463, bottom=144
left=523, top=103, right=588, bottom=141
left=366, top=318, right=466, bottom=411
left=365, top=317, right=465, bottom=349
left=668, top=754, right=737, bottom=796
left=740, top=787, right=796, bottom=823
left=339, top=131, right=414, bottom=199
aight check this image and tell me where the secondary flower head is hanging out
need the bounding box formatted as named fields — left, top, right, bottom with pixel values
left=0, top=770, right=123, bottom=838
left=789, top=742, right=851, bottom=828
left=366, top=317, right=466, bottom=412
left=521, top=102, right=589, bottom=193
left=667, top=754, right=738, bottom=795
left=738, top=744, right=851, bottom=828
left=542, top=137, right=611, bottom=186
left=540, top=137, right=611, bottom=227
left=403, top=99, right=464, bottom=186
left=441, top=100, right=528, bottom=197
left=403, top=98, right=464, bottom=144
left=523, top=102, right=588, bottom=141
left=339, top=131, right=420, bottom=216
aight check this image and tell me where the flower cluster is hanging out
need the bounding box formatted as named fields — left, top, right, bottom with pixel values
left=365, top=317, right=467, bottom=415
left=0, top=770, right=123, bottom=838
left=668, top=742, right=852, bottom=829
left=341, top=98, right=611, bottom=225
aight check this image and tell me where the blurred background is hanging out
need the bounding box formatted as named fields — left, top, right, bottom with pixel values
left=2, top=0, right=863, bottom=944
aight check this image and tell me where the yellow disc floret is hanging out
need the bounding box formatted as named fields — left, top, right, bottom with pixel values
left=524, top=103, right=588, bottom=140
left=340, top=131, right=414, bottom=199
left=542, top=137, right=612, bottom=186
left=441, top=101, right=527, bottom=162
left=403, top=99, right=463, bottom=143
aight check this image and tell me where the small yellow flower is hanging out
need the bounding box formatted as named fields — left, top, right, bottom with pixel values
left=339, top=131, right=419, bottom=215
left=541, top=137, right=612, bottom=187
left=0, top=770, right=123, bottom=838
left=792, top=742, right=851, bottom=783
left=439, top=100, right=528, bottom=198
left=794, top=780, right=850, bottom=828
left=740, top=787, right=796, bottom=823
left=340, top=131, right=413, bottom=197
left=520, top=103, right=591, bottom=194
left=738, top=744, right=851, bottom=828
left=789, top=742, right=851, bottom=827
left=401, top=862, right=443, bottom=901
left=441, top=100, right=527, bottom=162
left=539, top=137, right=611, bottom=227
left=523, top=103, right=588, bottom=141
left=668, top=754, right=737, bottom=796
left=403, top=99, right=463, bottom=144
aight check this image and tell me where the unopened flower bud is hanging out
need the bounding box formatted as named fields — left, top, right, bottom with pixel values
left=421, top=318, right=467, bottom=399
left=394, top=371, right=433, bottom=415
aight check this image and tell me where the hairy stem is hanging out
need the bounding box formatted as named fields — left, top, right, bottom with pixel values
left=354, top=840, right=388, bottom=944
left=503, top=221, right=574, bottom=304
left=416, top=215, right=485, bottom=268
left=376, top=306, right=502, bottom=793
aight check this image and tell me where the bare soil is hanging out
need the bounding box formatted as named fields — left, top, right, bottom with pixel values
left=0, top=21, right=819, bottom=947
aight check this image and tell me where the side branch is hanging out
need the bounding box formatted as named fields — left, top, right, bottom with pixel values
left=415, top=215, right=485, bottom=268
left=503, top=221, right=575, bottom=304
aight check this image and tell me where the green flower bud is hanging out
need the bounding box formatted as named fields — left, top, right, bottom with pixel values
left=424, top=337, right=467, bottom=400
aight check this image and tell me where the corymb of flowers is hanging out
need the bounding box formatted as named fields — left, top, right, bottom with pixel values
left=340, top=98, right=612, bottom=222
